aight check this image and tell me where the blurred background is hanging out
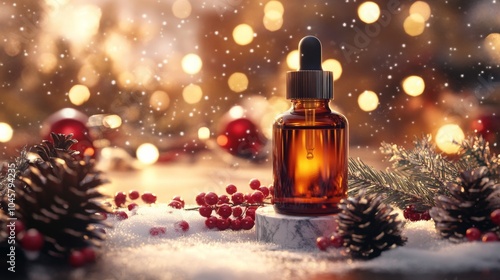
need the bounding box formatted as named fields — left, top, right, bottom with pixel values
left=0, top=0, right=499, bottom=167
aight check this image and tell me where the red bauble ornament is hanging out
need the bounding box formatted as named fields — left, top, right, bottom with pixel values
left=41, top=108, right=96, bottom=158
left=216, top=107, right=268, bottom=160
left=471, top=114, right=500, bottom=153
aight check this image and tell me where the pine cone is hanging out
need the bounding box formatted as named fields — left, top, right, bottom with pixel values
left=430, top=166, right=500, bottom=242
left=34, top=132, right=79, bottom=163
left=14, top=150, right=111, bottom=258
left=337, top=191, right=407, bottom=260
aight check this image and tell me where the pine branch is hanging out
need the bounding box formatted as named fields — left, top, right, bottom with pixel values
left=348, top=157, right=436, bottom=210
left=458, top=135, right=499, bottom=181
left=0, top=146, right=29, bottom=196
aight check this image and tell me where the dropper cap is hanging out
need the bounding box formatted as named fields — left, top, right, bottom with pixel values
left=286, top=36, right=333, bottom=99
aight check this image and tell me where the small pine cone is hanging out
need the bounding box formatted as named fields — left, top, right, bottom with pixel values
left=34, top=132, right=79, bottom=163
left=430, top=166, right=500, bottom=242
left=337, top=191, right=407, bottom=260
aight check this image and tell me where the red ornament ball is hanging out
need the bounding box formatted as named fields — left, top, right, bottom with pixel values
left=465, top=227, right=482, bottom=241
left=20, top=228, right=44, bottom=251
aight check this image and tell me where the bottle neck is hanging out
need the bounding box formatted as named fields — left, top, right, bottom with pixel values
left=291, top=99, right=331, bottom=112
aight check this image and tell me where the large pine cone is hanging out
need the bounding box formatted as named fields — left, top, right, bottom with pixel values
left=337, top=192, right=407, bottom=260
left=430, top=166, right=500, bottom=242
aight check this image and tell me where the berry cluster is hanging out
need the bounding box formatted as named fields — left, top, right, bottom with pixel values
left=465, top=209, right=500, bottom=242
left=316, top=234, right=344, bottom=251
left=8, top=221, right=97, bottom=267
left=403, top=205, right=431, bottom=221
left=193, top=178, right=272, bottom=231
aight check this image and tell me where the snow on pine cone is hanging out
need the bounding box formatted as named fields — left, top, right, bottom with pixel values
left=430, top=166, right=500, bottom=242
left=337, top=191, right=407, bottom=260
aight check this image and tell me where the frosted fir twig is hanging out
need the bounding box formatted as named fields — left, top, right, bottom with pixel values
left=0, top=146, right=29, bottom=196
left=458, top=135, right=500, bottom=181
left=348, top=157, right=436, bottom=210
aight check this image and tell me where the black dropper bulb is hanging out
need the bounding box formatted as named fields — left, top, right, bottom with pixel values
left=299, top=36, right=323, bottom=70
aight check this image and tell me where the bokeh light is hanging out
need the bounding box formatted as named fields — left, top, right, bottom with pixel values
left=181, top=53, right=203, bottom=75
left=182, top=84, right=203, bottom=104
left=404, top=14, right=426, bottom=36
left=233, top=24, right=254, bottom=45
left=0, top=122, right=14, bottom=143
left=402, top=75, right=425, bottom=97
left=410, top=1, right=431, bottom=21
left=198, top=127, right=210, bottom=140
left=358, top=90, right=379, bottom=112
left=103, top=114, right=122, bottom=129
left=484, top=33, right=500, bottom=63
left=136, top=143, right=160, bottom=165
left=358, top=1, right=380, bottom=24
left=286, top=50, right=300, bottom=70
left=228, top=72, right=249, bottom=93
left=172, top=0, right=192, bottom=19
left=68, top=84, right=91, bottom=106
left=322, top=59, right=343, bottom=81
left=263, top=1, right=284, bottom=31
left=435, top=124, right=465, bottom=154
left=150, top=90, right=170, bottom=111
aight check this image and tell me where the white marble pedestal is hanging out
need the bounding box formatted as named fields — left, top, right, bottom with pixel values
left=255, top=206, right=337, bottom=249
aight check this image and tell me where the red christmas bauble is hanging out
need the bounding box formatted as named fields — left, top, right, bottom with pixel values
left=41, top=108, right=96, bottom=158
left=471, top=114, right=500, bottom=153
left=216, top=109, right=268, bottom=160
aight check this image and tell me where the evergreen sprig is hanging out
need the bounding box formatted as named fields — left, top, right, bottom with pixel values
left=348, top=134, right=498, bottom=210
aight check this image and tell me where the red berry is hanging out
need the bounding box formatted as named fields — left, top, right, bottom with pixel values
left=251, top=190, right=265, bottom=203
left=128, top=203, right=139, bottom=211
left=403, top=209, right=411, bottom=219
left=69, top=250, right=86, bottom=267
left=205, top=216, right=218, bottom=229
left=9, top=220, right=25, bottom=236
left=199, top=205, right=213, bottom=218
left=466, top=227, right=482, bottom=241
left=20, top=228, right=44, bottom=251
left=226, top=184, right=237, bottom=195
left=232, top=206, right=243, bottom=217
left=245, top=207, right=257, bottom=220
left=330, top=234, right=344, bottom=248
left=218, top=194, right=230, bottom=205
left=174, top=220, right=190, bottom=232
left=141, top=192, right=157, bottom=204
left=421, top=211, right=431, bottom=221
left=217, top=204, right=233, bottom=218
left=196, top=192, right=207, bottom=206
left=114, top=191, right=127, bottom=207
left=172, top=196, right=185, bottom=208
left=81, top=247, right=97, bottom=263
left=168, top=200, right=183, bottom=209
left=230, top=218, right=242, bottom=231
left=149, top=227, right=167, bottom=236
left=258, top=186, right=270, bottom=197
left=204, top=192, right=219, bottom=206
left=231, top=192, right=245, bottom=205
left=490, top=209, right=500, bottom=226
left=409, top=212, right=421, bottom=222
left=115, top=211, right=128, bottom=221
left=316, top=236, right=330, bottom=251
left=249, top=178, right=261, bottom=190
left=216, top=218, right=230, bottom=230
left=268, top=184, right=274, bottom=196
left=128, top=190, right=140, bottom=200
left=241, top=216, right=255, bottom=230
left=245, top=193, right=255, bottom=204
left=482, top=232, right=499, bottom=242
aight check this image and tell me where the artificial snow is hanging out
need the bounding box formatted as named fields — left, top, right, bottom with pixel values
left=90, top=204, right=500, bottom=280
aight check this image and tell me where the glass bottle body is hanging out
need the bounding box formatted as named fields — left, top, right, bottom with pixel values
left=272, top=99, right=348, bottom=215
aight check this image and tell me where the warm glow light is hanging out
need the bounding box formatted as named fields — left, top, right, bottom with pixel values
left=198, top=127, right=210, bottom=140
left=181, top=53, right=203, bottom=75
left=264, top=1, right=284, bottom=15
left=358, top=90, right=379, bottom=112
left=435, top=124, right=465, bottom=154
left=402, top=75, right=425, bottom=96
left=172, top=0, right=192, bottom=19
left=78, top=64, right=99, bottom=87
left=286, top=50, right=300, bottom=70
left=150, top=90, right=170, bottom=111
left=182, top=84, right=203, bottom=104
left=0, top=122, right=14, bottom=143
left=263, top=1, right=284, bottom=31
left=39, top=53, right=58, bottom=74
left=232, top=24, right=254, bottom=46
left=404, top=14, right=426, bottom=36
left=68, top=84, right=91, bottom=106
left=410, top=1, right=431, bottom=21
left=216, top=135, right=228, bottom=147
left=103, top=114, right=122, bottom=129
left=358, top=1, right=381, bottom=24
left=136, top=143, right=159, bottom=165
left=322, top=59, right=343, bottom=81
left=229, top=106, right=245, bottom=119
left=228, top=72, right=249, bottom=93
left=484, top=33, right=500, bottom=63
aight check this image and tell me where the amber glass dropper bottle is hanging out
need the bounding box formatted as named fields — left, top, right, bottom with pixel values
left=273, top=36, right=348, bottom=215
